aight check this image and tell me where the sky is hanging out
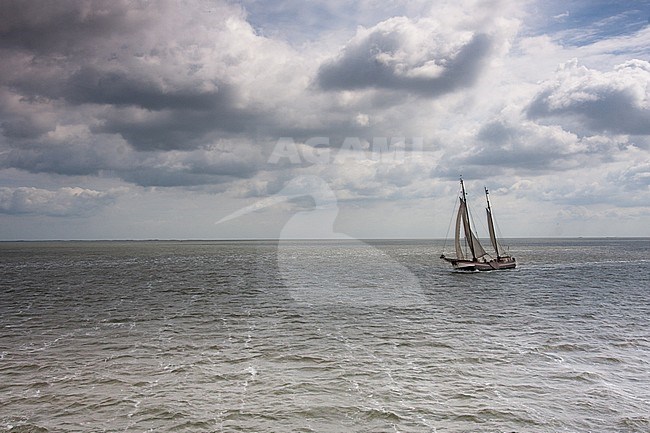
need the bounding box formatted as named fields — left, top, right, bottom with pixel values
left=0, top=0, right=649, bottom=240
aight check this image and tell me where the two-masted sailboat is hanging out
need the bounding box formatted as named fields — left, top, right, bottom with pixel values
left=440, top=177, right=516, bottom=271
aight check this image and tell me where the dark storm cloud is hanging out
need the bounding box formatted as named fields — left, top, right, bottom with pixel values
left=1, top=58, right=258, bottom=153
left=0, top=0, right=132, bottom=54
left=96, top=94, right=260, bottom=152
left=1, top=115, right=52, bottom=139
left=1, top=78, right=244, bottom=152
left=526, top=60, right=650, bottom=136
left=0, top=142, right=109, bottom=177
left=0, top=0, right=265, bottom=154
left=317, top=20, right=492, bottom=97
left=0, top=0, right=278, bottom=189
left=527, top=88, right=650, bottom=135
left=65, top=67, right=228, bottom=111
left=67, top=66, right=267, bottom=152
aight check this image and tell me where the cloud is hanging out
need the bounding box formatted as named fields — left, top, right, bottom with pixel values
left=0, top=0, right=135, bottom=54
left=241, top=0, right=436, bottom=43
left=434, top=118, right=633, bottom=180
left=97, top=101, right=258, bottom=151
left=0, top=124, right=127, bottom=176
left=502, top=161, right=650, bottom=210
left=0, top=186, right=119, bottom=216
left=317, top=17, right=493, bottom=96
left=527, top=59, right=650, bottom=135
left=0, top=0, right=513, bottom=191
left=234, top=138, right=440, bottom=204
left=0, top=0, right=307, bottom=190
left=64, top=67, right=227, bottom=112
left=1, top=0, right=649, bottom=239
left=609, top=161, right=650, bottom=191
left=0, top=125, right=264, bottom=186
left=119, top=142, right=264, bottom=187
left=0, top=0, right=294, bottom=152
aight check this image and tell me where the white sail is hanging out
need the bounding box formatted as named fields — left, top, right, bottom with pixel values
left=455, top=200, right=465, bottom=259
left=470, top=229, right=488, bottom=258
left=486, top=208, right=501, bottom=256
left=461, top=200, right=487, bottom=258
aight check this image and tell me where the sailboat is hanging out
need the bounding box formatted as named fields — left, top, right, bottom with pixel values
left=440, top=177, right=516, bottom=271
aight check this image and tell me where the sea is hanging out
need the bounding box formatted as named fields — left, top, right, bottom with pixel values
left=0, top=238, right=649, bottom=433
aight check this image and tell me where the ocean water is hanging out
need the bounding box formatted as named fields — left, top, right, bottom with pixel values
left=1, top=238, right=649, bottom=433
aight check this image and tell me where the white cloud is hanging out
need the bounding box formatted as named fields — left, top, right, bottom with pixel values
left=0, top=186, right=119, bottom=216
left=316, top=16, right=495, bottom=96
left=527, top=59, right=650, bottom=135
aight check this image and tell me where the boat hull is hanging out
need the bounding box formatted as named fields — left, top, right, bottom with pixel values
left=441, top=256, right=516, bottom=271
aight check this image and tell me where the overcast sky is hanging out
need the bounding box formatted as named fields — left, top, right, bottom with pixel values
left=1, top=0, right=649, bottom=240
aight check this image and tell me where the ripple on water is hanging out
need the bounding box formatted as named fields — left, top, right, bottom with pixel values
left=1, top=239, right=649, bottom=432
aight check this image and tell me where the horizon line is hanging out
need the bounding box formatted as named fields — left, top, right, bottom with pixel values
left=1, top=236, right=649, bottom=242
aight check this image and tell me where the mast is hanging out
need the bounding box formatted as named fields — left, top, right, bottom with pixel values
left=485, top=187, right=500, bottom=258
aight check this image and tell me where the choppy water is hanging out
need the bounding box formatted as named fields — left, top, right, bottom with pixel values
left=1, top=238, right=649, bottom=432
